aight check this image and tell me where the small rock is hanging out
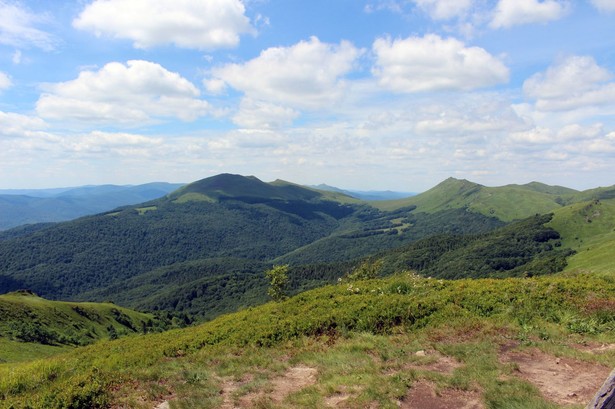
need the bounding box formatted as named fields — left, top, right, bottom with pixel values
left=567, top=392, right=577, bottom=398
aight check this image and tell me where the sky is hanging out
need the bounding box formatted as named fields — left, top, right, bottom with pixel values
left=0, top=0, right=614, bottom=192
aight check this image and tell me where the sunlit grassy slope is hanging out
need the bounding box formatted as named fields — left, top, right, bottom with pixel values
left=372, top=178, right=567, bottom=221
left=549, top=198, right=615, bottom=275
left=0, top=291, right=156, bottom=363
left=1, top=273, right=614, bottom=408
left=374, top=178, right=615, bottom=223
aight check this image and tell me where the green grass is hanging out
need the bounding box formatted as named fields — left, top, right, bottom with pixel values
left=0, top=291, right=158, bottom=363
left=136, top=206, right=158, bottom=215
left=373, top=178, right=565, bottom=222
left=1, top=272, right=614, bottom=408
left=0, top=338, right=70, bottom=364
left=548, top=198, right=615, bottom=275
left=172, top=192, right=214, bottom=203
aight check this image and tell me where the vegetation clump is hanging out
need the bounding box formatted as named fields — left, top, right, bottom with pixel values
left=265, top=265, right=290, bottom=302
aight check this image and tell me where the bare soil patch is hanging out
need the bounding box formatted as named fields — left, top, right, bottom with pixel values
left=500, top=348, right=612, bottom=406
left=573, top=342, right=615, bottom=354
left=220, top=365, right=317, bottom=408
left=399, top=381, right=484, bottom=409
left=407, top=350, right=461, bottom=375
left=324, top=392, right=351, bottom=407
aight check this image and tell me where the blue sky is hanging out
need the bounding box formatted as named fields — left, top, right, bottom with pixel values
left=0, top=0, right=614, bottom=191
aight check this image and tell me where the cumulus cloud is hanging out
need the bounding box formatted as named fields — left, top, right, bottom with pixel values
left=208, top=36, right=361, bottom=110
left=0, top=72, right=11, bottom=90
left=490, top=0, right=568, bottom=28
left=590, top=0, right=615, bottom=12
left=232, top=99, right=299, bottom=129
left=523, top=56, right=615, bottom=112
left=0, top=111, right=47, bottom=138
left=36, top=60, right=210, bottom=126
left=0, top=1, right=56, bottom=50
left=372, top=34, right=509, bottom=92
left=414, top=0, right=473, bottom=20
left=73, top=0, right=254, bottom=50
left=67, top=131, right=163, bottom=157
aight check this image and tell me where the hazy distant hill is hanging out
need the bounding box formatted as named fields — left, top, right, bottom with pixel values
left=0, top=182, right=184, bottom=230
left=310, top=183, right=415, bottom=201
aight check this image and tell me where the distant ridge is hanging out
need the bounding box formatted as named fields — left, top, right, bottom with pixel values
left=374, top=177, right=615, bottom=222
left=310, top=183, right=415, bottom=201
left=0, top=182, right=184, bottom=230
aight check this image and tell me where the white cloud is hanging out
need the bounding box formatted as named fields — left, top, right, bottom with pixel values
left=208, top=36, right=361, bottom=109
left=414, top=0, right=473, bottom=20
left=0, top=71, right=11, bottom=90
left=0, top=1, right=56, bottom=50
left=67, top=131, right=163, bottom=157
left=372, top=34, right=509, bottom=92
left=523, top=56, right=615, bottom=112
left=73, top=0, right=254, bottom=50
left=36, top=60, right=210, bottom=126
left=232, top=99, right=299, bottom=129
left=490, top=0, right=569, bottom=28
left=590, top=0, right=615, bottom=12
left=0, top=111, right=47, bottom=138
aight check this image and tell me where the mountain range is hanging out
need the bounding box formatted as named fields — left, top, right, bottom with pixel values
left=1, top=173, right=614, bottom=408
left=1, top=173, right=613, bottom=321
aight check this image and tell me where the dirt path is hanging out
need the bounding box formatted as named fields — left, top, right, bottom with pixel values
left=220, top=365, right=317, bottom=408
left=400, top=381, right=484, bottom=409
left=500, top=348, right=612, bottom=406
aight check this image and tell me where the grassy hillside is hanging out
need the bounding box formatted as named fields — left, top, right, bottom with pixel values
left=374, top=178, right=568, bottom=221
left=549, top=198, right=615, bottom=275
left=374, top=178, right=615, bottom=223
left=1, top=273, right=613, bottom=408
left=0, top=290, right=160, bottom=363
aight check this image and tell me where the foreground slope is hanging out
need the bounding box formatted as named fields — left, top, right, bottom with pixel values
left=1, top=273, right=613, bottom=408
